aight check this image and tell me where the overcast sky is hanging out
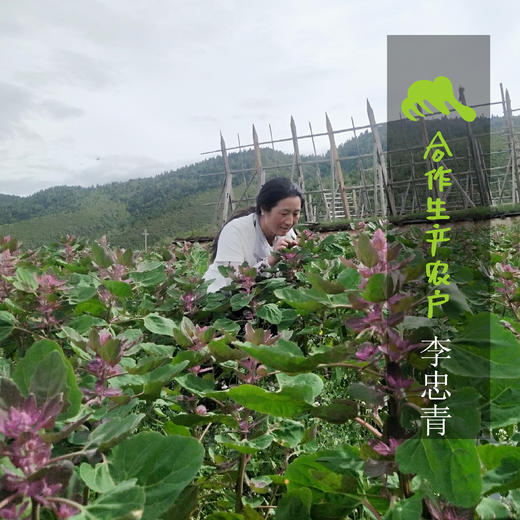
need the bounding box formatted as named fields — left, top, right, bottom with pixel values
left=1, top=0, right=519, bottom=196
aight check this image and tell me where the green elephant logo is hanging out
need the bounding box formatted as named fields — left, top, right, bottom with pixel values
left=401, top=76, right=476, bottom=123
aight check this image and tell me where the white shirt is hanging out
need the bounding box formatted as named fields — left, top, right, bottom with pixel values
left=203, top=212, right=296, bottom=293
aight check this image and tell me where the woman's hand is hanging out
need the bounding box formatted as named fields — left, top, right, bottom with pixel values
left=268, top=237, right=298, bottom=266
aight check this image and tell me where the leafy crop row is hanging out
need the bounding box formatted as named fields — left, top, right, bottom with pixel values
left=0, top=221, right=519, bottom=519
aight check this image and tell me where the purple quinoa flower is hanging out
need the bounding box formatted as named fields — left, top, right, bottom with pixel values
left=181, top=292, right=196, bottom=312
left=368, top=437, right=403, bottom=457
left=355, top=342, right=379, bottom=361
left=378, top=328, right=420, bottom=362
left=0, top=393, right=63, bottom=438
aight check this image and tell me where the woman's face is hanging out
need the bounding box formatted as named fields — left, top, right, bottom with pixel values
left=261, top=196, right=301, bottom=238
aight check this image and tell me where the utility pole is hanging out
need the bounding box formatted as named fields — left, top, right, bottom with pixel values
left=142, top=228, right=149, bottom=252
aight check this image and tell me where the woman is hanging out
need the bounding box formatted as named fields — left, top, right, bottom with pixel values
left=203, top=177, right=303, bottom=292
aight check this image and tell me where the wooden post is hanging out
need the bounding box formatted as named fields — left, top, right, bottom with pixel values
left=503, top=87, right=520, bottom=203
left=330, top=142, right=336, bottom=220
left=220, top=132, right=234, bottom=222
left=268, top=123, right=275, bottom=150
left=326, top=113, right=350, bottom=219
left=252, top=125, right=265, bottom=193
left=498, top=156, right=512, bottom=204
left=398, top=116, right=421, bottom=213
left=290, top=116, right=311, bottom=220
left=237, top=133, right=249, bottom=201
left=366, top=100, right=396, bottom=216
left=309, top=121, right=330, bottom=220
left=373, top=142, right=385, bottom=215
left=352, top=116, right=371, bottom=216
left=459, top=88, right=491, bottom=206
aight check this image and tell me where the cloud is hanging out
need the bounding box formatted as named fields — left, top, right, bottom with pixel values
left=0, top=19, right=24, bottom=37
left=66, top=155, right=175, bottom=187
left=51, top=49, right=117, bottom=90
left=0, top=154, right=182, bottom=196
left=38, top=99, right=84, bottom=119
left=0, top=82, right=33, bottom=139
left=0, top=81, right=84, bottom=143
left=188, top=115, right=220, bottom=124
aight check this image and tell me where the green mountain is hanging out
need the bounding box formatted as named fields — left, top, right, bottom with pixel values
left=0, top=115, right=514, bottom=249
left=0, top=149, right=306, bottom=248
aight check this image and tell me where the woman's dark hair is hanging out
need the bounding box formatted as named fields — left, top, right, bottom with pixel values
left=255, top=177, right=304, bottom=215
left=210, top=177, right=303, bottom=261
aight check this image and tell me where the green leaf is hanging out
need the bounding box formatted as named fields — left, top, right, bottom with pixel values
left=395, top=437, right=481, bottom=507
left=208, top=337, right=246, bottom=362
left=278, top=308, right=299, bottom=329
left=347, top=382, right=385, bottom=407
left=307, top=272, right=345, bottom=294
left=442, top=281, right=472, bottom=317
left=66, top=315, right=107, bottom=335
left=141, top=362, right=189, bottom=398
left=163, top=421, right=192, bottom=437
left=175, top=374, right=216, bottom=396
left=215, top=433, right=273, bottom=454
left=276, top=373, right=324, bottom=404
left=207, top=513, right=244, bottom=520
left=478, top=442, right=520, bottom=497
left=486, top=378, right=520, bottom=428
left=271, top=420, right=305, bottom=448
left=481, top=457, right=520, bottom=495
left=316, top=444, right=364, bottom=475
left=143, top=313, right=175, bottom=336
left=235, top=340, right=350, bottom=374
left=87, top=413, right=145, bottom=451
left=91, top=242, right=113, bottom=268
left=475, top=497, right=513, bottom=520
left=478, top=444, right=520, bottom=470
left=362, top=273, right=388, bottom=302
left=0, top=310, right=15, bottom=342
left=102, top=280, right=133, bottom=299
left=230, top=293, right=254, bottom=311
left=129, top=265, right=166, bottom=287
left=355, top=234, right=378, bottom=267
left=284, top=453, right=360, bottom=497
left=117, top=248, right=134, bottom=267
left=12, top=339, right=81, bottom=419
left=216, top=384, right=310, bottom=418
left=170, top=413, right=238, bottom=428
left=73, top=479, right=145, bottom=520
left=256, top=303, right=283, bottom=324
left=443, top=388, right=481, bottom=438
left=0, top=377, right=24, bottom=411
left=75, top=298, right=107, bottom=316
left=67, top=282, right=98, bottom=305
left=275, top=487, right=312, bottom=520
left=113, top=361, right=189, bottom=399
left=336, top=268, right=361, bottom=290
left=382, top=493, right=422, bottom=520
left=310, top=399, right=358, bottom=424
left=29, top=350, right=67, bottom=403
left=213, top=318, right=241, bottom=335
left=274, top=287, right=325, bottom=314
left=140, top=343, right=174, bottom=357
left=445, top=313, right=520, bottom=379
left=79, top=462, right=115, bottom=493
left=110, top=432, right=204, bottom=520
left=161, top=485, right=199, bottom=520
left=13, top=266, right=38, bottom=291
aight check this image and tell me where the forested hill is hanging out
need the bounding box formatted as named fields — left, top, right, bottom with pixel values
left=0, top=149, right=297, bottom=248
left=0, top=115, right=510, bottom=248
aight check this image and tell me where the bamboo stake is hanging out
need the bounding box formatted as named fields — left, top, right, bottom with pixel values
left=326, top=113, right=350, bottom=219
